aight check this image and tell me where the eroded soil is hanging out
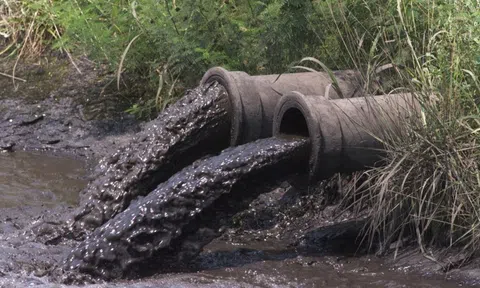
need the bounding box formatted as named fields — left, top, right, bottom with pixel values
left=0, top=56, right=140, bottom=158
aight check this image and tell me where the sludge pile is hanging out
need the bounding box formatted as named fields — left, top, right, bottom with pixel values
left=64, top=67, right=420, bottom=280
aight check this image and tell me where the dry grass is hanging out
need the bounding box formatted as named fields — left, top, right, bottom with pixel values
left=349, top=98, right=480, bottom=263
left=0, top=0, right=58, bottom=57
left=0, top=0, right=82, bottom=83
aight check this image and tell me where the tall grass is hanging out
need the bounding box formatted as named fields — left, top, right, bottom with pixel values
left=0, top=0, right=82, bottom=86
left=319, top=0, right=480, bottom=266
left=0, top=0, right=61, bottom=57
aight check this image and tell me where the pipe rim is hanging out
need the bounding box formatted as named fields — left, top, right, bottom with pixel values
left=273, top=91, right=322, bottom=178
left=201, top=67, right=244, bottom=146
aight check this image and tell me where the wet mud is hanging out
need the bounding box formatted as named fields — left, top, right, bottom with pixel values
left=65, top=137, right=309, bottom=280
left=0, top=57, right=141, bottom=158
left=0, top=152, right=477, bottom=287
left=71, top=83, right=231, bottom=234
left=0, top=186, right=470, bottom=288
left=0, top=205, right=77, bottom=280
left=0, top=95, right=139, bottom=158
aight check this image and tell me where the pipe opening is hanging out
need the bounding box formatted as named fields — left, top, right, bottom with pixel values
left=279, top=108, right=309, bottom=137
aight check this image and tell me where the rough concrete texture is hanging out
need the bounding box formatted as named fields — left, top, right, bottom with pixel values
left=201, top=67, right=364, bottom=145
left=273, top=92, right=420, bottom=182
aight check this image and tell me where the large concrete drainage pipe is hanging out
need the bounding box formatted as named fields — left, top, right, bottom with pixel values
left=201, top=67, right=364, bottom=145
left=273, top=92, right=421, bottom=182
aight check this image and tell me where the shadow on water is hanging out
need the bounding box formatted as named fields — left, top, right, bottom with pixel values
left=177, top=225, right=462, bottom=288
left=117, top=221, right=464, bottom=288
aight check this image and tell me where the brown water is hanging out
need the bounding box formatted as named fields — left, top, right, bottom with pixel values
left=0, top=151, right=87, bottom=207
left=178, top=239, right=465, bottom=288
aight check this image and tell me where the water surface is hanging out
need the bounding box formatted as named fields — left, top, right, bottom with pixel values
left=0, top=151, right=87, bottom=207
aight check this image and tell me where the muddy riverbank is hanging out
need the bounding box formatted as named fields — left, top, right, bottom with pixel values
left=0, top=56, right=141, bottom=158
left=0, top=57, right=479, bottom=287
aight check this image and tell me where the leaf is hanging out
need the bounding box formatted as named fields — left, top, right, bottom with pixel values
left=117, top=33, right=142, bottom=90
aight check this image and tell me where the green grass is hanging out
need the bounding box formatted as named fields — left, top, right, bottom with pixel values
left=2, top=0, right=359, bottom=117
left=324, top=0, right=480, bottom=267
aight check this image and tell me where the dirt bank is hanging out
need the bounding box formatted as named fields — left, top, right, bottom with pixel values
left=0, top=55, right=140, bottom=159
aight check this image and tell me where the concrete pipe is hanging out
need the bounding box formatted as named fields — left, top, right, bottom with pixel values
left=273, top=92, right=421, bottom=182
left=201, top=67, right=364, bottom=145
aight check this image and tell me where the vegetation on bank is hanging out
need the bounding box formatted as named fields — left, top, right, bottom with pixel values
left=1, top=0, right=479, bottom=266
left=336, top=0, right=480, bottom=267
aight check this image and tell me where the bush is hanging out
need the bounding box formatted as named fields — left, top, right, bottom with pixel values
left=46, top=0, right=367, bottom=117
left=3, top=0, right=396, bottom=115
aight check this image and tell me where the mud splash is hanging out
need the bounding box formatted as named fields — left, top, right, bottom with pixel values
left=72, top=83, right=231, bottom=234
left=64, top=137, right=309, bottom=280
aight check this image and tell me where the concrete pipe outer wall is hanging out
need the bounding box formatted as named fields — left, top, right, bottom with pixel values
left=200, top=67, right=364, bottom=146
left=273, top=92, right=421, bottom=183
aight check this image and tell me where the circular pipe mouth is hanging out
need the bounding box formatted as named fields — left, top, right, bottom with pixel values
left=273, top=91, right=321, bottom=179
left=274, top=92, right=422, bottom=184
left=278, top=108, right=310, bottom=138
left=201, top=67, right=245, bottom=146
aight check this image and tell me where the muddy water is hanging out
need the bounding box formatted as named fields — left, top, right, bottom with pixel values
left=72, top=83, right=231, bottom=234
left=183, top=239, right=463, bottom=288
left=0, top=151, right=87, bottom=207
left=0, top=151, right=87, bottom=287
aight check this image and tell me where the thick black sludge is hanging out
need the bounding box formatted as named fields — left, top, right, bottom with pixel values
left=72, top=83, right=231, bottom=234
left=64, top=137, right=309, bottom=279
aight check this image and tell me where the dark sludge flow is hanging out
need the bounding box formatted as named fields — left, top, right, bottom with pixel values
left=64, top=137, right=309, bottom=280
left=71, top=82, right=232, bottom=235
